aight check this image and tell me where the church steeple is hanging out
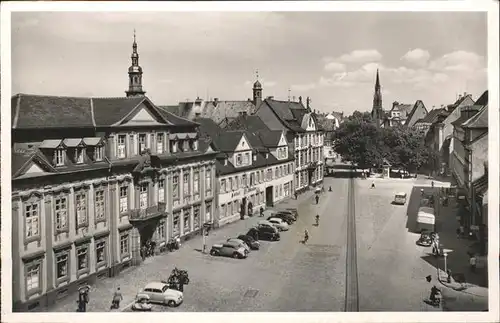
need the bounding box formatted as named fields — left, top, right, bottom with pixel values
left=252, top=69, right=263, bottom=107
left=126, top=30, right=146, bottom=98
left=371, top=69, right=383, bottom=127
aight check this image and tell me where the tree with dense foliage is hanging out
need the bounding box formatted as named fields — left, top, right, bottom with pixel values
left=333, top=111, right=438, bottom=173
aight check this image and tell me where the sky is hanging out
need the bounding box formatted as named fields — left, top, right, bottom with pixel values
left=11, top=11, right=487, bottom=115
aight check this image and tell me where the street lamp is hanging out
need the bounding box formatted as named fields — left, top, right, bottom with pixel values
left=443, top=252, right=448, bottom=273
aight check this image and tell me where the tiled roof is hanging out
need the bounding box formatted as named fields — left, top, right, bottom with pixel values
left=12, top=151, right=34, bottom=176
left=212, top=131, right=245, bottom=152
left=463, top=104, right=488, bottom=129
left=260, top=99, right=308, bottom=132
left=223, top=115, right=270, bottom=133
left=156, top=106, right=199, bottom=126
left=156, top=105, right=181, bottom=115
left=421, top=108, right=445, bottom=123
left=202, top=100, right=256, bottom=124
left=258, top=130, right=283, bottom=147
left=390, top=102, right=413, bottom=116
left=215, top=150, right=294, bottom=176
left=405, top=100, right=428, bottom=127
left=12, top=94, right=94, bottom=129
left=92, top=97, right=146, bottom=126
left=475, top=90, right=488, bottom=106
left=451, top=115, right=470, bottom=127
left=196, top=117, right=223, bottom=138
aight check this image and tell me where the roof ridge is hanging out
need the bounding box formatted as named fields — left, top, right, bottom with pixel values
left=12, top=93, right=96, bottom=100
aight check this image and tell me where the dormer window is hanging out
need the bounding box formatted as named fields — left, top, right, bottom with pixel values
left=75, top=148, right=85, bottom=164
left=190, top=139, right=198, bottom=151
left=243, top=153, right=249, bottom=165
left=236, top=154, right=242, bottom=166
left=94, top=146, right=104, bottom=161
left=171, top=141, right=178, bottom=153
left=157, top=133, right=164, bottom=154
left=138, top=134, right=147, bottom=154
left=117, top=135, right=126, bottom=158
left=54, top=149, right=65, bottom=166
left=183, top=140, right=189, bottom=152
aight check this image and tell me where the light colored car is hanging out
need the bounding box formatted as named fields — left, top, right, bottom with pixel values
left=393, top=192, right=407, bottom=205
left=226, top=238, right=251, bottom=252
left=210, top=242, right=248, bottom=259
left=137, top=282, right=183, bottom=307
left=268, top=218, right=289, bottom=231
left=257, top=220, right=275, bottom=230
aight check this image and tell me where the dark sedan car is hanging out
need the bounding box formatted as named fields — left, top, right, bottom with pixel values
left=237, top=235, right=260, bottom=250
left=267, top=213, right=294, bottom=225
left=247, top=226, right=280, bottom=241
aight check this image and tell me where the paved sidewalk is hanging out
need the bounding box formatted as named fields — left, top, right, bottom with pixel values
left=46, top=188, right=318, bottom=312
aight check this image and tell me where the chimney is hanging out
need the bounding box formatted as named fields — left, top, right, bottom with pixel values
left=458, top=94, right=462, bottom=100
left=393, top=101, right=399, bottom=107
left=224, top=158, right=228, bottom=166
left=299, top=96, right=302, bottom=104
left=460, top=107, right=479, bottom=120
left=292, top=96, right=296, bottom=102
left=213, top=98, right=219, bottom=106
left=463, top=92, right=467, bottom=97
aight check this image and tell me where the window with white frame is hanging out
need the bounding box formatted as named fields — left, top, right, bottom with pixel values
left=205, top=167, right=212, bottom=192
left=26, top=262, right=40, bottom=292
left=25, top=202, right=40, bottom=239
left=94, top=146, right=104, bottom=161
left=75, top=191, right=87, bottom=227
left=56, top=252, right=68, bottom=279
left=234, top=176, right=239, bottom=189
left=193, top=170, right=200, bottom=194
left=96, top=240, right=106, bottom=264
left=250, top=173, right=255, bottom=186
left=158, top=180, right=165, bottom=203
left=236, top=154, right=242, bottom=166
left=119, top=185, right=128, bottom=213
left=117, top=135, right=126, bottom=158
left=138, top=134, right=147, bottom=153
left=171, top=140, right=178, bottom=153
left=183, top=209, right=191, bottom=232
left=205, top=202, right=212, bottom=222
left=183, top=172, right=190, bottom=196
left=243, top=153, right=249, bottom=165
left=130, top=134, right=136, bottom=156
left=191, top=139, right=198, bottom=151
left=157, top=221, right=166, bottom=240
left=77, top=246, right=89, bottom=271
left=120, top=233, right=129, bottom=256
left=220, top=179, right=226, bottom=192
left=54, top=149, right=65, bottom=166
left=173, top=174, right=180, bottom=200
left=95, top=190, right=105, bottom=221
left=139, top=183, right=148, bottom=209
left=228, top=202, right=233, bottom=215
left=75, top=148, right=85, bottom=164
left=157, top=133, right=164, bottom=154
left=193, top=206, right=200, bottom=229
left=221, top=204, right=226, bottom=218
left=183, top=140, right=189, bottom=152
left=173, top=212, right=180, bottom=236
left=228, top=177, right=233, bottom=191
left=55, top=196, right=68, bottom=231
left=275, top=167, right=279, bottom=178
left=242, top=174, right=247, bottom=187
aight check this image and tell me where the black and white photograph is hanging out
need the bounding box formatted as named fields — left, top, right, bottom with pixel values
left=1, top=2, right=499, bottom=322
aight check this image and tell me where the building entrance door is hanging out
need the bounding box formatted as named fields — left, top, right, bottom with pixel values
left=265, top=186, right=274, bottom=207
left=240, top=197, right=247, bottom=219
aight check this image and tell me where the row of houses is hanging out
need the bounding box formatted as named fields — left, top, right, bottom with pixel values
left=10, top=35, right=325, bottom=311
left=423, top=91, right=489, bottom=256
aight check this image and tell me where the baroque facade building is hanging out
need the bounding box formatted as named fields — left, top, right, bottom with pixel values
left=10, top=36, right=217, bottom=311
left=198, top=116, right=294, bottom=226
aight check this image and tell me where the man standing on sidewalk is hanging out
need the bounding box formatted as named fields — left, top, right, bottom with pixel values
left=469, top=254, right=477, bottom=273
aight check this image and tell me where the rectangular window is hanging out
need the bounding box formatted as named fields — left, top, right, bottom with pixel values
left=205, top=202, right=212, bottom=222
left=236, top=154, right=242, bottom=166
left=56, top=253, right=68, bottom=280
left=25, top=202, right=40, bottom=239
left=183, top=173, right=190, bottom=203
left=96, top=240, right=106, bottom=264
left=94, top=146, right=103, bottom=161
left=234, top=176, right=239, bottom=189
left=157, top=221, right=166, bottom=240
left=139, top=183, right=148, bottom=209
left=117, top=135, right=126, bottom=158
left=205, top=167, right=212, bottom=191
left=54, top=149, right=65, bottom=166
left=75, top=192, right=87, bottom=227
left=120, top=233, right=129, bottom=256
left=119, top=185, right=128, bottom=213
left=228, top=202, right=233, bottom=215
left=183, top=209, right=191, bottom=232
left=191, top=140, right=198, bottom=151
left=26, top=263, right=40, bottom=292
left=171, top=141, right=178, bottom=153
left=158, top=180, right=165, bottom=203
left=157, top=133, right=164, bottom=154
left=193, top=170, right=200, bottom=194
left=221, top=179, right=226, bottom=193
left=233, top=201, right=239, bottom=215
left=77, top=247, right=89, bottom=271
left=228, top=178, right=233, bottom=191
left=250, top=173, right=255, bottom=186
left=55, top=196, right=68, bottom=231
left=173, top=174, right=180, bottom=200
left=95, top=190, right=105, bottom=221
left=173, top=212, right=180, bottom=236
left=193, top=206, right=200, bottom=229
left=130, top=134, right=136, bottom=156
left=221, top=204, right=226, bottom=218
left=183, top=140, right=189, bottom=152
left=242, top=174, right=247, bottom=187
left=138, top=134, right=147, bottom=153
left=243, top=153, right=249, bottom=165
left=75, top=148, right=84, bottom=164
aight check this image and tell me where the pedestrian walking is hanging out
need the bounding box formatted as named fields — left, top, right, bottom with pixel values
left=259, top=207, right=264, bottom=217
left=469, top=255, right=477, bottom=273
left=456, top=227, right=461, bottom=239
left=111, top=287, right=123, bottom=309
left=315, top=194, right=319, bottom=204
left=294, top=192, right=298, bottom=200
left=371, top=181, right=375, bottom=189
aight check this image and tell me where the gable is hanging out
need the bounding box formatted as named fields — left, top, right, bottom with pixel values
left=306, top=116, right=316, bottom=131
left=24, top=163, right=47, bottom=175
left=120, top=102, right=164, bottom=126
left=234, top=134, right=252, bottom=152
left=277, top=132, right=288, bottom=147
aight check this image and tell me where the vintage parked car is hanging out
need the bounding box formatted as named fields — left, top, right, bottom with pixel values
left=226, top=238, right=251, bottom=252
left=136, top=282, right=183, bottom=307
left=253, top=222, right=281, bottom=241
left=210, top=242, right=249, bottom=259
left=131, top=294, right=153, bottom=311
left=268, top=218, right=289, bottom=231
left=280, top=209, right=299, bottom=220
left=237, top=234, right=260, bottom=250
left=267, top=213, right=294, bottom=225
